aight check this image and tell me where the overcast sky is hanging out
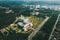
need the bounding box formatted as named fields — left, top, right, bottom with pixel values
left=0, top=0, right=60, bottom=1
left=24, top=0, right=60, bottom=1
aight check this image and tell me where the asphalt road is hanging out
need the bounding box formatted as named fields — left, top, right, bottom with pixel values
left=28, top=17, right=50, bottom=40
left=48, top=14, right=60, bottom=40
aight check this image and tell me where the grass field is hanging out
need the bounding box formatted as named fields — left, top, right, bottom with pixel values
left=0, top=16, right=44, bottom=33
left=28, top=16, right=44, bottom=28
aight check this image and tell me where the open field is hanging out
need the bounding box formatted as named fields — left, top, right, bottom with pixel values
left=0, top=16, right=44, bottom=33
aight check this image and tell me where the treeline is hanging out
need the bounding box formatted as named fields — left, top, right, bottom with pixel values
left=32, top=13, right=59, bottom=40
left=0, top=13, right=16, bottom=29
left=0, top=31, right=29, bottom=40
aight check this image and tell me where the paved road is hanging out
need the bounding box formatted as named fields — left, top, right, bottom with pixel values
left=48, top=14, right=60, bottom=40
left=28, top=17, right=50, bottom=40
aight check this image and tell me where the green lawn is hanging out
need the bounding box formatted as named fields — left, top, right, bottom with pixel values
left=28, top=16, right=44, bottom=28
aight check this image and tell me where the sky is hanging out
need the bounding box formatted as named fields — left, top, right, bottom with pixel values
left=23, top=0, right=60, bottom=1
left=0, top=0, right=57, bottom=1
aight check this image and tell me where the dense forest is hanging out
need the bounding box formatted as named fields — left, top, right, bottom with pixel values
left=32, top=13, right=59, bottom=40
